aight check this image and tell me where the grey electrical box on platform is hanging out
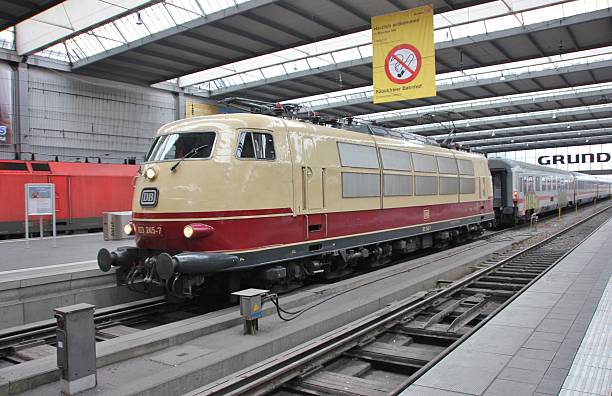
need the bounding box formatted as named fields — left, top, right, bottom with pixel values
left=102, top=211, right=132, bottom=240
left=55, top=303, right=97, bottom=394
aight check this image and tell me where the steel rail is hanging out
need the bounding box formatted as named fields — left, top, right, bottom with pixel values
left=0, top=296, right=168, bottom=351
left=190, top=203, right=612, bottom=396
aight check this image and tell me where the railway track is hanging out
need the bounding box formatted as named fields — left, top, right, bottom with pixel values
left=188, top=204, right=612, bottom=396
left=0, top=202, right=605, bottom=370
left=0, top=297, right=194, bottom=366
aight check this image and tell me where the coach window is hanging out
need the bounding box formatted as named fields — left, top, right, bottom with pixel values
left=237, top=131, right=275, bottom=160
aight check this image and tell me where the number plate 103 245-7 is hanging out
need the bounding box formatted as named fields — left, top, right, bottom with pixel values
left=137, top=224, right=163, bottom=237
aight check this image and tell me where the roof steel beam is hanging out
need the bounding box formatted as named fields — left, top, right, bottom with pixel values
left=476, top=135, right=612, bottom=153
left=361, top=80, right=612, bottom=124
left=460, top=127, right=612, bottom=147
left=396, top=103, right=612, bottom=136
left=304, top=56, right=612, bottom=113
left=192, top=8, right=611, bottom=94
left=433, top=117, right=612, bottom=142
left=70, top=0, right=282, bottom=69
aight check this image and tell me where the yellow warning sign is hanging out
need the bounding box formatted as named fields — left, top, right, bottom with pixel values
left=372, top=6, right=436, bottom=104
left=252, top=303, right=260, bottom=312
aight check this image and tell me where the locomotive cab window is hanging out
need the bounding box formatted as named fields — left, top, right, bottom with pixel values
left=237, top=131, right=275, bottom=160
left=147, top=132, right=215, bottom=161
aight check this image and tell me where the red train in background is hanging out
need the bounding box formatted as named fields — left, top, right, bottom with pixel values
left=0, top=160, right=138, bottom=237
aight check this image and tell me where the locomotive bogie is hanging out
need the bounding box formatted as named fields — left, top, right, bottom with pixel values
left=100, top=114, right=495, bottom=298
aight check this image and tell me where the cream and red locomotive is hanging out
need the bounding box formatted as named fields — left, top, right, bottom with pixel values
left=98, top=113, right=494, bottom=297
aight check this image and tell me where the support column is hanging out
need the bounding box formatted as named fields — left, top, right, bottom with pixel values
left=15, top=61, right=30, bottom=159
left=176, top=90, right=185, bottom=120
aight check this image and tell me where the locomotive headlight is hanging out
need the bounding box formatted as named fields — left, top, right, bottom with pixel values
left=145, top=167, right=157, bottom=181
left=183, top=223, right=214, bottom=239
left=124, top=223, right=135, bottom=236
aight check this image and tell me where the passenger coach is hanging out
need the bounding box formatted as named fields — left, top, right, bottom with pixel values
left=98, top=113, right=494, bottom=297
left=489, top=158, right=612, bottom=225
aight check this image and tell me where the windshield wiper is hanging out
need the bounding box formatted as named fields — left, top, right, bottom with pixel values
left=170, top=145, right=208, bottom=173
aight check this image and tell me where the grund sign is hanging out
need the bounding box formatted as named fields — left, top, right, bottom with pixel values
left=538, top=153, right=611, bottom=165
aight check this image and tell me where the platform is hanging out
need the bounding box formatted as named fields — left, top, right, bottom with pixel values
left=3, top=231, right=530, bottom=395
left=402, top=218, right=612, bottom=395
left=0, top=234, right=144, bottom=329
left=0, top=233, right=132, bottom=273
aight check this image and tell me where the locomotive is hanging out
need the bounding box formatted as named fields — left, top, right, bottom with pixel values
left=489, top=158, right=612, bottom=225
left=97, top=112, right=495, bottom=298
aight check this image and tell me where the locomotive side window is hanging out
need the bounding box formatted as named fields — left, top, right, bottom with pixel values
left=147, top=132, right=215, bottom=161
left=460, top=178, right=476, bottom=194
left=383, top=174, right=413, bottom=196
left=380, top=148, right=411, bottom=171
left=412, top=153, right=437, bottom=173
left=338, top=143, right=379, bottom=169
left=437, top=156, right=458, bottom=174
left=415, top=176, right=438, bottom=195
left=237, top=131, right=275, bottom=160
left=440, top=177, right=459, bottom=194
left=0, top=162, right=28, bottom=171
left=342, top=172, right=381, bottom=197
left=457, top=159, right=474, bottom=175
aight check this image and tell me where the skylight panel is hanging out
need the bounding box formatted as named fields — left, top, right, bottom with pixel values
left=260, top=64, right=287, bottom=79
left=164, top=1, right=203, bottom=25
left=0, top=27, right=14, bottom=51
left=37, top=43, right=71, bottom=62
left=289, top=47, right=612, bottom=112
left=181, top=0, right=597, bottom=90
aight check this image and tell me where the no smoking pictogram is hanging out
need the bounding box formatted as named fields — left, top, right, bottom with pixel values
left=384, top=44, right=422, bottom=84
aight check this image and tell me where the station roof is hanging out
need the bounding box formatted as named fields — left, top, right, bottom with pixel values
left=0, top=0, right=64, bottom=31
left=1, top=0, right=611, bottom=154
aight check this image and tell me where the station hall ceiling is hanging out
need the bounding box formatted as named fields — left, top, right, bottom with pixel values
left=0, top=0, right=64, bottom=31
left=3, top=0, right=612, bottom=153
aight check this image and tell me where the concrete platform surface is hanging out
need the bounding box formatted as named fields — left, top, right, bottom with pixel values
left=0, top=234, right=143, bottom=329
left=0, top=233, right=133, bottom=273
left=5, top=232, right=529, bottom=396
left=401, top=218, right=612, bottom=396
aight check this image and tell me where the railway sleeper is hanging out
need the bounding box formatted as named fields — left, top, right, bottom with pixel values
left=492, top=270, right=542, bottom=277
left=480, top=275, right=531, bottom=284
left=393, top=327, right=462, bottom=343
left=290, top=370, right=398, bottom=396
left=471, top=281, right=528, bottom=291
left=462, top=287, right=515, bottom=298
